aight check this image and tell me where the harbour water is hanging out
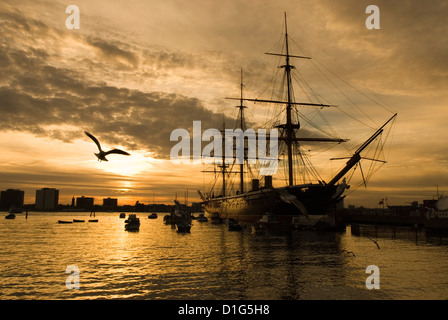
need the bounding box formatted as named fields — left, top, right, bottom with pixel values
left=1, top=212, right=448, bottom=300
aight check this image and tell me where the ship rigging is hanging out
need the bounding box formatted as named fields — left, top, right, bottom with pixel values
left=198, top=13, right=397, bottom=229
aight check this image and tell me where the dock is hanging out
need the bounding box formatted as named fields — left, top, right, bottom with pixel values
left=342, top=211, right=448, bottom=244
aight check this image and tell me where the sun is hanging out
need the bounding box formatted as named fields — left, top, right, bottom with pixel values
left=94, top=150, right=155, bottom=177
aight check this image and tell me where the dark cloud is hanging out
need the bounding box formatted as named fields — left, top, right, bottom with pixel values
left=1, top=0, right=447, bottom=207
left=0, top=5, right=236, bottom=158
left=312, top=0, right=448, bottom=93
left=86, top=38, right=139, bottom=69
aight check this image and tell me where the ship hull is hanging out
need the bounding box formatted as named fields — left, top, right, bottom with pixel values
left=203, top=183, right=346, bottom=229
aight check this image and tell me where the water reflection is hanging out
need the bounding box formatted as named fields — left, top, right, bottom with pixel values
left=1, top=212, right=448, bottom=299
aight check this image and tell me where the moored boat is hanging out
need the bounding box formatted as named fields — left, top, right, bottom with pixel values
left=196, top=213, right=208, bottom=222
left=176, top=222, right=191, bottom=233
left=9, top=206, right=23, bottom=214
left=173, top=200, right=192, bottom=233
left=164, top=214, right=184, bottom=225
left=259, top=213, right=280, bottom=225
left=125, top=214, right=140, bottom=231
left=210, top=212, right=224, bottom=224
left=226, top=218, right=245, bottom=231
left=251, top=221, right=266, bottom=234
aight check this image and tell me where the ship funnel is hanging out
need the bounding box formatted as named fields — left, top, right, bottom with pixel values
left=252, top=179, right=260, bottom=191
left=265, top=176, right=273, bottom=188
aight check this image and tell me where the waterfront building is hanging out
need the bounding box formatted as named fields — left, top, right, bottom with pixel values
left=35, top=188, right=59, bottom=210
left=103, top=197, right=118, bottom=210
left=76, top=196, right=94, bottom=210
left=0, top=189, right=24, bottom=210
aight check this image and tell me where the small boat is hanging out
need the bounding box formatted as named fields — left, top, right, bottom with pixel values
left=196, top=213, right=208, bottom=222
left=251, top=213, right=281, bottom=233
left=58, top=220, right=73, bottom=224
left=73, top=219, right=85, bottom=223
left=251, top=221, right=266, bottom=234
left=125, top=214, right=140, bottom=231
left=259, top=213, right=279, bottom=225
left=119, top=212, right=126, bottom=218
left=88, top=219, right=98, bottom=222
left=228, top=224, right=244, bottom=231
left=226, top=218, right=245, bottom=231
left=176, top=222, right=191, bottom=233
left=163, top=213, right=185, bottom=225
left=210, top=212, right=224, bottom=224
left=228, top=223, right=244, bottom=231
left=148, top=213, right=158, bottom=219
left=5, top=213, right=15, bottom=219
left=9, top=206, right=22, bottom=214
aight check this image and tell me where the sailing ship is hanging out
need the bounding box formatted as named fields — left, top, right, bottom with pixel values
left=198, top=14, right=396, bottom=230
left=173, top=200, right=192, bottom=233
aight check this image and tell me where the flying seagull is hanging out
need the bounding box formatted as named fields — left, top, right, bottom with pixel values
left=84, top=131, right=130, bottom=162
left=341, top=249, right=356, bottom=258
left=368, top=237, right=381, bottom=250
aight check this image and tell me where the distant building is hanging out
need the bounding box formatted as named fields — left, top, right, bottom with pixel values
left=76, top=196, right=94, bottom=210
left=35, top=188, right=59, bottom=210
left=0, top=189, right=24, bottom=210
left=103, top=197, right=118, bottom=209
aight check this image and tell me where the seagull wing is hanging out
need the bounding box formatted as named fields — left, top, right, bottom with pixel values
left=104, top=149, right=131, bottom=156
left=84, top=131, right=102, bottom=152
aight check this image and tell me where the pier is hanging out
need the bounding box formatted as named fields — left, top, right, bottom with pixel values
left=342, top=209, right=448, bottom=245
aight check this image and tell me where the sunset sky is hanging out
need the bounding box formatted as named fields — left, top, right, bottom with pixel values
left=1, top=0, right=447, bottom=207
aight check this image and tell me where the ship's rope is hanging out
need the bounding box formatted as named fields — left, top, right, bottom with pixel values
left=291, top=71, right=347, bottom=145
left=288, top=35, right=395, bottom=117
left=311, top=56, right=395, bottom=115
left=294, top=141, right=324, bottom=183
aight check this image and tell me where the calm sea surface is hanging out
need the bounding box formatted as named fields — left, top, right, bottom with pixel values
left=1, top=211, right=448, bottom=300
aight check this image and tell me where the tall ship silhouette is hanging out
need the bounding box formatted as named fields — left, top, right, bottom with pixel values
left=197, top=14, right=396, bottom=229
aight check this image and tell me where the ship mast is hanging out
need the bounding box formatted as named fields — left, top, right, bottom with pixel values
left=218, top=117, right=228, bottom=197
left=272, top=13, right=336, bottom=185
left=237, top=69, right=246, bottom=193
left=272, top=12, right=309, bottom=186
left=283, top=13, right=295, bottom=186
left=226, top=12, right=345, bottom=187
